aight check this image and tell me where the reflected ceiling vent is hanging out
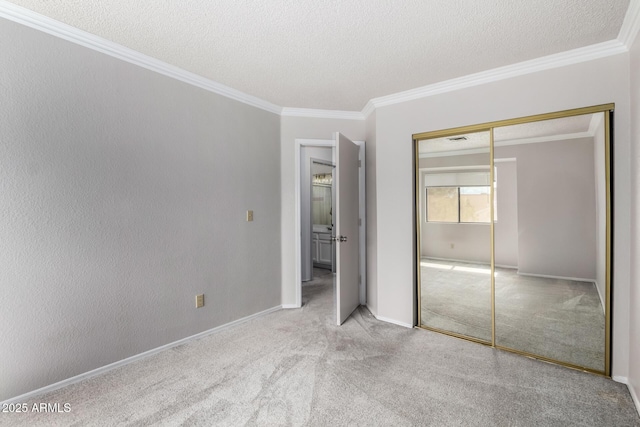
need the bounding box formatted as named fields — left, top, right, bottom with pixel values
left=448, top=136, right=468, bottom=141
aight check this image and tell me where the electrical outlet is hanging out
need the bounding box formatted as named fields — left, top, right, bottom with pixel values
left=196, top=294, right=204, bottom=308
left=247, top=210, right=254, bottom=222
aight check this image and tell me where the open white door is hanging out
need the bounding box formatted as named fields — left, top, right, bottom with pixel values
left=335, top=132, right=360, bottom=325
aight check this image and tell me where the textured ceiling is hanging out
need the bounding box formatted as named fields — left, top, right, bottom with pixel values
left=6, top=1, right=631, bottom=111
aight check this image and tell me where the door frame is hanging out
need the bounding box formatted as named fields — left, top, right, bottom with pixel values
left=294, top=138, right=366, bottom=309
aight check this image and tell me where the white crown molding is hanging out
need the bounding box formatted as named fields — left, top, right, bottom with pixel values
left=367, top=40, right=627, bottom=111
left=0, top=1, right=360, bottom=120
left=0, top=0, right=634, bottom=121
left=281, top=107, right=364, bottom=120
left=618, top=0, right=640, bottom=48
left=0, top=1, right=282, bottom=115
left=361, top=101, right=376, bottom=119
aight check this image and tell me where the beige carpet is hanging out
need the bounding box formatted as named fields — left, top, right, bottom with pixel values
left=1, top=276, right=638, bottom=426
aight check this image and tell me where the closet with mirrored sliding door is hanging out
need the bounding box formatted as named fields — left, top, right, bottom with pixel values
left=414, top=104, right=613, bottom=375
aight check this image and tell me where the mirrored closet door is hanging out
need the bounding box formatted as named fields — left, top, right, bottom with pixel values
left=417, top=130, right=493, bottom=343
left=415, top=105, right=612, bottom=375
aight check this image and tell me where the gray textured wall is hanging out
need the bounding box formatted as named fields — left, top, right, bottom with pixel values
left=0, top=18, right=281, bottom=401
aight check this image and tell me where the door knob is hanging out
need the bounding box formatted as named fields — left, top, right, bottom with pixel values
left=332, top=235, right=348, bottom=242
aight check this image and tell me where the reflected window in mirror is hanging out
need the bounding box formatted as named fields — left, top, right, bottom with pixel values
left=426, top=187, right=458, bottom=222
left=425, top=186, right=492, bottom=223
left=424, top=169, right=496, bottom=223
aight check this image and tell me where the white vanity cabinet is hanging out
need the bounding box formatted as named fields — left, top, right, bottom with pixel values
left=312, top=231, right=333, bottom=268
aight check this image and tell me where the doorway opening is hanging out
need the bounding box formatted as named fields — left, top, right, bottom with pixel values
left=301, top=155, right=335, bottom=311
left=310, top=159, right=335, bottom=273
left=294, top=136, right=366, bottom=325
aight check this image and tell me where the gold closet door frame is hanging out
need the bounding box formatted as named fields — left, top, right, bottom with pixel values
left=414, top=103, right=614, bottom=377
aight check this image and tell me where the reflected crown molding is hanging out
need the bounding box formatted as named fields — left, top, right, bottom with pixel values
left=495, top=131, right=594, bottom=148
left=419, top=131, right=595, bottom=158
left=420, top=147, right=491, bottom=159
left=588, top=113, right=605, bottom=136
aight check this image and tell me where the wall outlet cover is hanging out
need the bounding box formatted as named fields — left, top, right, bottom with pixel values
left=196, top=294, right=204, bottom=308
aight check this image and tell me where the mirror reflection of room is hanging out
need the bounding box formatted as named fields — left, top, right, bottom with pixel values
left=418, top=130, right=492, bottom=343
left=493, top=112, right=607, bottom=372
left=417, top=110, right=608, bottom=374
left=311, top=163, right=334, bottom=272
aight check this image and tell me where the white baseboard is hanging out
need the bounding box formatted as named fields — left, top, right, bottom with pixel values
left=613, top=375, right=628, bottom=384
left=421, top=256, right=490, bottom=266
left=1, top=305, right=282, bottom=405
left=365, top=304, right=377, bottom=318
left=282, top=304, right=301, bottom=309
left=629, top=382, right=640, bottom=417
left=517, top=272, right=595, bottom=283
left=495, top=264, right=519, bottom=270
left=420, top=257, right=517, bottom=270
left=373, top=314, right=413, bottom=329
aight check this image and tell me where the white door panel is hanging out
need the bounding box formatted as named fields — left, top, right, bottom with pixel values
left=335, top=132, right=360, bottom=325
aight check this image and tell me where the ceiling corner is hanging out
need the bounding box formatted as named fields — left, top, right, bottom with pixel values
left=618, top=0, right=640, bottom=48
left=361, top=101, right=376, bottom=119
